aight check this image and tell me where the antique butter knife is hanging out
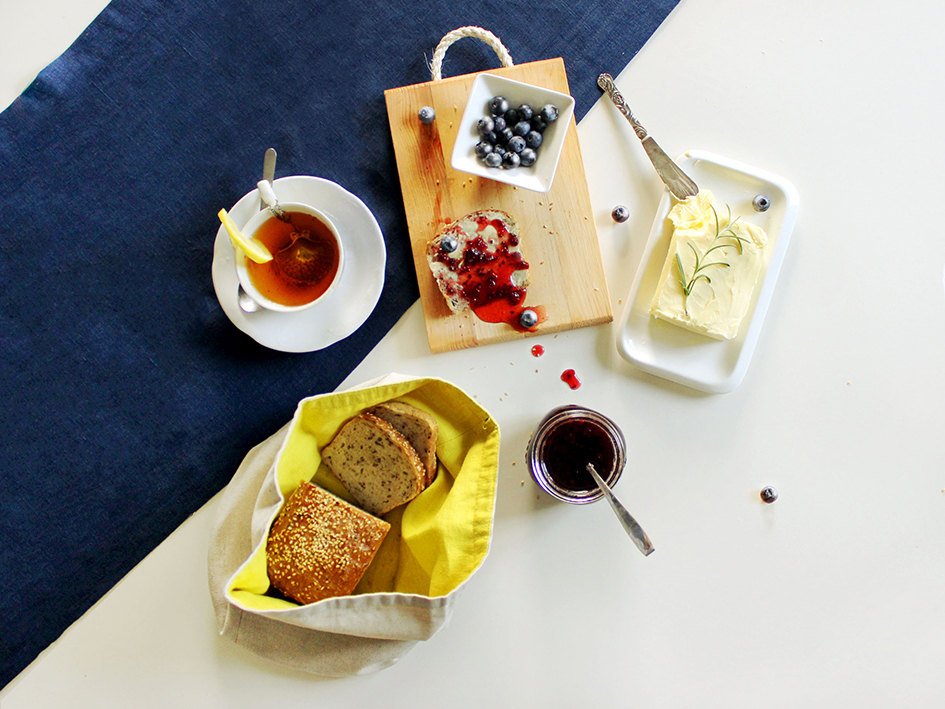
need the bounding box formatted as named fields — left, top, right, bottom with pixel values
left=597, top=73, right=698, bottom=200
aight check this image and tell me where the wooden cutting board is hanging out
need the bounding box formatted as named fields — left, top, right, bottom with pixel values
left=384, top=58, right=612, bottom=352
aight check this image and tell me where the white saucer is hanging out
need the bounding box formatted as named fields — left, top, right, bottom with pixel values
left=212, top=176, right=386, bottom=353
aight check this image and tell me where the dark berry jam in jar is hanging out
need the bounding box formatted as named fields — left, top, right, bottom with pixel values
left=526, top=405, right=626, bottom=504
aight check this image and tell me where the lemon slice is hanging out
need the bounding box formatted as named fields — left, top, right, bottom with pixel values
left=218, top=208, right=273, bottom=263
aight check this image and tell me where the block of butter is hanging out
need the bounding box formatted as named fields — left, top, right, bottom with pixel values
left=649, top=190, right=768, bottom=340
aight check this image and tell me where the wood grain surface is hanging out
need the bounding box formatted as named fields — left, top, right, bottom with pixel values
left=385, top=58, right=612, bottom=352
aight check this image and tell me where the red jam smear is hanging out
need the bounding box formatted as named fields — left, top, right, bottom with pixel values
left=434, top=216, right=536, bottom=330
left=531, top=344, right=545, bottom=357
left=560, top=369, right=581, bottom=390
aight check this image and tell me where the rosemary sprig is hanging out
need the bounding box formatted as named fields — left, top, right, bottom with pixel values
left=675, top=204, right=751, bottom=304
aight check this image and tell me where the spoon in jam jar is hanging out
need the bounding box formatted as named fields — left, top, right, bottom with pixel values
left=586, top=462, right=654, bottom=556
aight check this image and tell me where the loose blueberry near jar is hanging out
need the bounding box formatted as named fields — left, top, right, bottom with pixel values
left=418, top=106, right=436, bottom=124
left=760, top=486, right=778, bottom=503
left=612, top=205, right=630, bottom=223
left=752, top=194, right=771, bottom=212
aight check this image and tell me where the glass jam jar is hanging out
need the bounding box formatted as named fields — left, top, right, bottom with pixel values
left=526, top=405, right=626, bottom=504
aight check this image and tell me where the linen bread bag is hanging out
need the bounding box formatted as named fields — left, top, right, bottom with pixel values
left=208, top=374, right=500, bottom=676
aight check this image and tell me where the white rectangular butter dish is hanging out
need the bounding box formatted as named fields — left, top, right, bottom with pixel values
left=615, top=150, right=799, bottom=393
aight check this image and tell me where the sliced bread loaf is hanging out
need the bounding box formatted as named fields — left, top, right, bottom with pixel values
left=368, top=401, right=439, bottom=486
left=321, top=412, right=427, bottom=516
left=266, top=481, right=390, bottom=605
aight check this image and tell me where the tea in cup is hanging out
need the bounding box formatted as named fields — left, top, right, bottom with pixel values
left=235, top=202, right=344, bottom=312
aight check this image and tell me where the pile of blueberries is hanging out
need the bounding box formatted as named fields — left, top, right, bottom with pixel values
left=474, top=96, right=558, bottom=169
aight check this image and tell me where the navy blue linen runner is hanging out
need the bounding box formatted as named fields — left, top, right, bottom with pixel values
left=0, top=0, right=677, bottom=685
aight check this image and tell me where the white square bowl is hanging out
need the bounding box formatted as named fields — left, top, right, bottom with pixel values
left=451, top=73, right=575, bottom=193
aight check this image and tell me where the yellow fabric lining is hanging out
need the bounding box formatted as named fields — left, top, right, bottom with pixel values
left=226, top=377, right=499, bottom=609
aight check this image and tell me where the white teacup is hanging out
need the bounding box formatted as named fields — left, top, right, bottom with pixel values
left=235, top=202, right=344, bottom=313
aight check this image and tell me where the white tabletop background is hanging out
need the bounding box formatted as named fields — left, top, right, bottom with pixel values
left=3, top=1, right=944, bottom=706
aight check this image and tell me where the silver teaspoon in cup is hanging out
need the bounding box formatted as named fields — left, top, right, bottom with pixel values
left=597, top=73, right=698, bottom=201
left=586, top=462, right=655, bottom=556
left=237, top=148, right=279, bottom=313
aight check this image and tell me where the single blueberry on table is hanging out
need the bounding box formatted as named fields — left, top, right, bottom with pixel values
left=760, top=486, right=779, bottom=503
left=508, top=135, right=526, bottom=154
left=489, top=96, right=509, bottom=116
left=483, top=151, right=503, bottom=168
left=525, top=130, right=543, bottom=150
left=492, top=115, right=507, bottom=132
left=540, top=104, right=559, bottom=122
left=752, top=194, right=771, bottom=212
left=418, top=106, right=435, bottom=124
left=475, top=141, right=494, bottom=158
left=477, top=116, right=495, bottom=134
left=611, top=205, right=630, bottom=223
left=518, top=104, right=534, bottom=121
left=502, top=151, right=521, bottom=169
left=519, top=148, right=537, bottom=167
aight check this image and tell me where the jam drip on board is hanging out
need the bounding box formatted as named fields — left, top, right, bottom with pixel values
left=434, top=216, right=541, bottom=331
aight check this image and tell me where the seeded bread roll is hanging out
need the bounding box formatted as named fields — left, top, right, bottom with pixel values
left=266, top=481, right=390, bottom=605
left=321, top=412, right=427, bottom=516
left=367, top=401, right=439, bottom=486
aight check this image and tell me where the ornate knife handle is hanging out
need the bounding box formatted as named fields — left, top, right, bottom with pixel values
left=597, top=73, right=648, bottom=141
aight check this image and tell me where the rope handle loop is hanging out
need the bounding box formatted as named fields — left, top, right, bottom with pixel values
left=430, top=26, right=514, bottom=81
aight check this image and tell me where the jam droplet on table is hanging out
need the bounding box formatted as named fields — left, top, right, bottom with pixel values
left=560, top=368, right=581, bottom=389
left=531, top=344, right=545, bottom=357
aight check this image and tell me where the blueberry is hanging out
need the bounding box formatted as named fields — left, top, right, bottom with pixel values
left=475, top=141, right=493, bottom=158
left=489, top=96, right=509, bottom=115
left=760, top=486, right=778, bottom=503
left=477, top=116, right=494, bottom=134
left=493, top=145, right=507, bottom=158
left=530, top=116, right=547, bottom=133
left=540, top=104, right=559, bottom=122
left=504, top=108, right=519, bottom=125
left=418, top=106, right=435, bottom=124
left=518, top=104, right=534, bottom=121
left=519, top=148, right=537, bottom=167
left=497, top=127, right=514, bottom=144
left=525, top=131, right=543, bottom=150
left=481, top=130, right=497, bottom=145
left=492, top=115, right=507, bottom=132
left=512, top=120, right=531, bottom=138
left=752, top=194, right=771, bottom=212
left=519, top=309, right=538, bottom=328
left=508, top=135, right=526, bottom=154
left=611, top=205, right=630, bottom=223
left=483, top=152, right=502, bottom=168
left=440, top=235, right=459, bottom=253
left=502, top=151, right=520, bottom=169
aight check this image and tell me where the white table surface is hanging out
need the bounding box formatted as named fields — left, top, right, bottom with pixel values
left=4, top=1, right=945, bottom=706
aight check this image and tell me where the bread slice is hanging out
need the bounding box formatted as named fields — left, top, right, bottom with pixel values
left=426, top=209, right=529, bottom=313
left=266, top=481, right=390, bottom=605
left=368, top=401, right=439, bottom=486
left=321, top=412, right=427, bottom=516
